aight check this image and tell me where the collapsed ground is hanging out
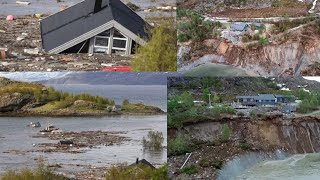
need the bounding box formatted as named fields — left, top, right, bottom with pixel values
left=167, top=76, right=320, bottom=179
left=177, top=0, right=320, bottom=76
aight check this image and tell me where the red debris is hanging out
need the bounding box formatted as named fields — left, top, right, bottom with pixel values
left=101, top=66, right=131, bottom=72
left=6, top=15, right=14, bottom=21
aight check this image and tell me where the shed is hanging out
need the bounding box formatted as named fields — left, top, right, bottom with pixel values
left=40, top=0, right=149, bottom=56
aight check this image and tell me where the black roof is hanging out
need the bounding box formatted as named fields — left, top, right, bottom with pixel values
left=129, top=158, right=156, bottom=170
left=40, top=0, right=148, bottom=52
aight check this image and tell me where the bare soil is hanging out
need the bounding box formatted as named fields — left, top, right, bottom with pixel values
left=211, top=7, right=309, bottom=18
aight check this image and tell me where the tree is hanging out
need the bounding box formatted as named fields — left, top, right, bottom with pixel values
left=131, top=18, right=177, bottom=72
left=221, top=123, right=230, bottom=142
left=202, top=88, right=210, bottom=103
left=180, top=92, right=194, bottom=109
left=122, top=99, right=130, bottom=106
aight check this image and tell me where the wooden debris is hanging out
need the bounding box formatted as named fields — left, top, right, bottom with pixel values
left=16, top=1, right=31, bottom=5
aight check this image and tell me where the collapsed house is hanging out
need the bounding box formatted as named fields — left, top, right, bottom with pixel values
left=40, top=0, right=149, bottom=56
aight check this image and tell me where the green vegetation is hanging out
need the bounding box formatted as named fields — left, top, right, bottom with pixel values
left=121, top=103, right=162, bottom=113
left=179, top=165, right=198, bottom=175
left=272, top=17, right=316, bottom=34
left=258, top=37, right=268, bottom=46
left=1, top=158, right=67, bottom=180
left=211, top=160, right=223, bottom=169
left=202, top=88, right=210, bottom=103
left=105, top=164, right=167, bottom=180
left=221, top=123, right=231, bottom=142
left=131, top=18, right=176, bottom=72
left=199, top=159, right=210, bottom=168
left=177, top=8, right=221, bottom=42
left=296, top=90, right=320, bottom=113
left=168, top=92, right=236, bottom=128
left=0, top=82, right=113, bottom=112
left=240, top=143, right=251, bottom=150
left=142, top=131, right=164, bottom=150
left=271, top=0, right=305, bottom=8
left=168, top=134, right=191, bottom=156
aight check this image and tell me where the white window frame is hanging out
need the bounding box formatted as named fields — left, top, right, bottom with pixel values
left=93, top=36, right=110, bottom=51
left=112, top=30, right=127, bottom=51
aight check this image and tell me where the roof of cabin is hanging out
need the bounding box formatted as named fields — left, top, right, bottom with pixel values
left=40, top=0, right=148, bottom=52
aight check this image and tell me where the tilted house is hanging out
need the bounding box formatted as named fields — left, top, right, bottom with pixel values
left=40, top=0, right=149, bottom=56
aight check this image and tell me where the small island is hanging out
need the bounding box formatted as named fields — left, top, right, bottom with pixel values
left=0, top=77, right=164, bottom=116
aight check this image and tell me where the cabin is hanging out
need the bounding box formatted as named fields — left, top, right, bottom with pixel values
left=40, top=0, right=149, bottom=56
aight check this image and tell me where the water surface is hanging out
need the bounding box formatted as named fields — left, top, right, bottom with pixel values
left=0, top=115, right=167, bottom=174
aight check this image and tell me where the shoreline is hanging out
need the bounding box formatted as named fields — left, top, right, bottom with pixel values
left=0, top=111, right=167, bottom=117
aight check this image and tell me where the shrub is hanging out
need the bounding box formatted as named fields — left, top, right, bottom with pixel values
left=122, top=99, right=130, bottom=106
left=237, top=111, right=245, bottom=117
left=168, top=134, right=191, bottom=156
left=180, top=165, right=198, bottom=175
left=1, top=157, right=67, bottom=180
left=199, top=159, right=210, bottom=168
left=211, top=160, right=223, bottom=169
left=258, top=37, right=268, bottom=45
left=221, top=123, right=230, bottom=142
left=240, top=143, right=251, bottom=150
left=142, top=131, right=164, bottom=150
left=105, top=164, right=167, bottom=180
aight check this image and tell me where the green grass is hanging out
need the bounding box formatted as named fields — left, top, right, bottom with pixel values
left=121, top=103, right=162, bottom=113
left=180, top=165, right=198, bottom=175
left=0, top=158, right=67, bottom=180
left=105, top=164, right=167, bottom=180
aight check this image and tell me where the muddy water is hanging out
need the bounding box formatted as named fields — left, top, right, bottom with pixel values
left=236, top=153, right=320, bottom=180
left=0, top=115, right=167, bottom=174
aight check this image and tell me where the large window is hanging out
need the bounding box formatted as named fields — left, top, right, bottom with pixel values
left=112, top=29, right=127, bottom=52
left=93, top=28, right=128, bottom=54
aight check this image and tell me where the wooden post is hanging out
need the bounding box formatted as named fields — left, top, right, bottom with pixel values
left=108, top=28, right=114, bottom=55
